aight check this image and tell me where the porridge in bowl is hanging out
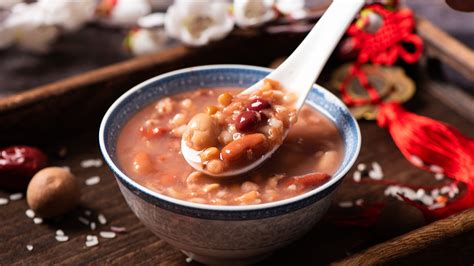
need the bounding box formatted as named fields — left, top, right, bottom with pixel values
left=116, top=85, right=344, bottom=206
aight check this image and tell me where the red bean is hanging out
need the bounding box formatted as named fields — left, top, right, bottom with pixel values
left=235, top=111, right=260, bottom=132
left=0, top=146, right=48, bottom=191
left=259, top=111, right=268, bottom=122
left=247, top=98, right=271, bottom=111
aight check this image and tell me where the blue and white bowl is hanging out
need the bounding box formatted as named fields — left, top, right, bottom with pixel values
left=99, top=65, right=361, bottom=265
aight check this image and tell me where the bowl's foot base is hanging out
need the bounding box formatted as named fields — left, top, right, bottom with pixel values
left=181, top=250, right=272, bottom=265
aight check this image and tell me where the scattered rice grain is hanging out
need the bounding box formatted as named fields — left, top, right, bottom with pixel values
left=368, top=162, right=384, bottom=180
left=25, top=209, right=35, bottom=218
left=352, top=171, right=361, bottom=182
left=434, top=173, right=444, bottom=180
left=33, top=217, right=43, bottom=224
left=410, top=155, right=424, bottom=167
left=420, top=195, right=434, bottom=206
left=429, top=165, right=443, bottom=173
left=448, top=190, right=456, bottom=198
left=78, top=216, right=90, bottom=225
left=98, top=214, right=107, bottom=225
left=100, top=231, right=116, bottom=239
left=185, top=257, right=193, bottom=263
left=55, top=235, right=69, bottom=242
left=56, top=229, right=65, bottom=236
left=26, top=244, right=33, bottom=251
left=84, top=210, right=92, bottom=216
left=416, top=189, right=425, bottom=199
left=86, top=235, right=98, bottom=241
left=110, top=226, right=127, bottom=233
left=9, top=193, right=23, bottom=201
left=80, top=159, right=103, bottom=168
left=85, top=238, right=99, bottom=247
left=357, top=163, right=367, bottom=172
left=451, top=184, right=459, bottom=194
left=399, top=187, right=417, bottom=200
left=90, top=222, right=96, bottom=231
left=0, top=198, right=8, bottom=205
left=287, top=184, right=296, bottom=191
left=85, top=176, right=101, bottom=186
left=338, top=201, right=353, bottom=208
left=431, top=188, right=440, bottom=198
left=384, top=186, right=400, bottom=196
left=440, top=186, right=451, bottom=194
left=355, top=199, right=364, bottom=206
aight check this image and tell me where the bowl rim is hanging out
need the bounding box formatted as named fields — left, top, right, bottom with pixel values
left=99, top=64, right=361, bottom=212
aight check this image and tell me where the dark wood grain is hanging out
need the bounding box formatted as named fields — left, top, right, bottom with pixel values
left=1, top=19, right=473, bottom=265
left=417, top=18, right=474, bottom=81
left=334, top=209, right=474, bottom=265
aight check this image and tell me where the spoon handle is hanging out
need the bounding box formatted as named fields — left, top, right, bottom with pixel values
left=268, top=0, right=365, bottom=108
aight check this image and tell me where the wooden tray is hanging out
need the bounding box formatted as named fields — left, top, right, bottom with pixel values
left=1, top=17, right=473, bottom=265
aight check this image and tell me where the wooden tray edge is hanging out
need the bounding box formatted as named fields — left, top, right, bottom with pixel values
left=334, top=208, right=474, bottom=265
left=417, top=17, right=474, bottom=81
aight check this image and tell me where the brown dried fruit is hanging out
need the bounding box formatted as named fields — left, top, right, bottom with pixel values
left=27, top=167, right=80, bottom=218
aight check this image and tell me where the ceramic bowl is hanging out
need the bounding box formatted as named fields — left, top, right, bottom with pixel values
left=99, top=65, right=361, bottom=265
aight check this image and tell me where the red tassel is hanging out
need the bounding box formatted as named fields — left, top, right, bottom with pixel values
left=377, top=103, right=474, bottom=219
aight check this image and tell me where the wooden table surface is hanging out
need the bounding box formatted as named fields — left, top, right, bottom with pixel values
left=1, top=83, right=473, bottom=264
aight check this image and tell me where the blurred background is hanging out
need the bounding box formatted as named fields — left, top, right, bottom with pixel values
left=0, top=0, right=472, bottom=97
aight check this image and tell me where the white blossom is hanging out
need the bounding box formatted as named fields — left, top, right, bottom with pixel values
left=127, top=28, right=167, bottom=56
left=165, top=0, right=234, bottom=46
left=233, top=0, right=276, bottom=27
left=16, top=25, right=59, bottom=52
left=276, top=0, right=306, bottom=19
left=37, top=0, right=96, bottom=31
left=100, top=0, right=152, bottom=26
left=0, top=0, right=96, bottom=52
left=2, top=3, right=59, bottom=53
left=0, top=0, right=22, bottom=9
left=138, top=12, right=165, bottom=28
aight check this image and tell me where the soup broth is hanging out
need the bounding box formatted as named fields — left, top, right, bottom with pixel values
left=117, top=88, right=344, bottom=205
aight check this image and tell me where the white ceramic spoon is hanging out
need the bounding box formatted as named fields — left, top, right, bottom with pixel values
left=182, top=0, right=365, bottom=177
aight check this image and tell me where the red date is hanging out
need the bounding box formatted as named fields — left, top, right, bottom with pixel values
left=235, top=111, right=260, bottom=132
left=0, top=146, right=48, bottom=191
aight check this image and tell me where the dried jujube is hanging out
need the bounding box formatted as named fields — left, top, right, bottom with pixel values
left=0, top=146, right=48, bottom=191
